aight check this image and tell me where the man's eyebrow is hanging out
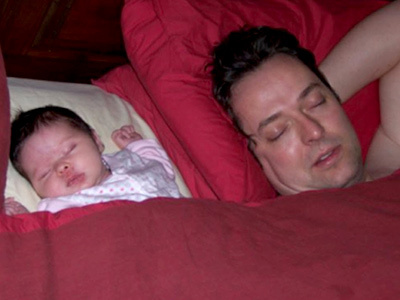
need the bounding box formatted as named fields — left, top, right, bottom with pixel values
left=257, top=113, right=280, bottom=133
left=255, top=83, right=321, bottom=134
left=298, top=82, right=320, bottom=101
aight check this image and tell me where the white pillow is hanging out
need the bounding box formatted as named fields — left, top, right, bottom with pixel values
left=6, top=77, right=191, bottom=211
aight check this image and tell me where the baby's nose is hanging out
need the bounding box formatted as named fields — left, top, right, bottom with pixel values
left=57, top=162, right=71, bottom=176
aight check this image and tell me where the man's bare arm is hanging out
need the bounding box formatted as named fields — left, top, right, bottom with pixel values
left=320, top=0, right=400, bottom=103
left=320, top=0, right=400, bottom=179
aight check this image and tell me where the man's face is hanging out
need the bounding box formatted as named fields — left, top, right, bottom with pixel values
left=19, top=121, right=110, bottom=199
left=231, top=54, right=365, bottom=195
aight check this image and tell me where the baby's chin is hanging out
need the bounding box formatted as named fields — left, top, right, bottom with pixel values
left=99, top=168, right=112, bottom=184
left=39, top=189, right=77, bottom=199
left=39, top=185, right=86, bottom=199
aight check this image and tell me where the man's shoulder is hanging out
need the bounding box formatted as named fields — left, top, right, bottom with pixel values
left=365, top=126, right=400, bottom=180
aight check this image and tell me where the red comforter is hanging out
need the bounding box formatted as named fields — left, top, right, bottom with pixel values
left=2, top=177, right=400, bottom=299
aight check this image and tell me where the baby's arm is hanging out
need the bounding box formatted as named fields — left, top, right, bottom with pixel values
left=111, top=125, right=143, bottom=150
left=126, top=139, right=176, bottom=179
left=3, top=197, right=29, bottom=215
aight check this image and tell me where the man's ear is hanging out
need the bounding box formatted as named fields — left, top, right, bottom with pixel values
left=91, top=129, right=105, bottom=153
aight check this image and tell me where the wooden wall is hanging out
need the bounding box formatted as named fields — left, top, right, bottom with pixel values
left=0, top=0, right=128, bottom=83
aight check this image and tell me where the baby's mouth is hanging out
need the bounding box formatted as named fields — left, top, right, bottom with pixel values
left=67, top=173, right=85, bottom=187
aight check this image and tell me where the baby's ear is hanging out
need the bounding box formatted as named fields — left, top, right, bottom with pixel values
left=91, top=129, right=105, bottom=153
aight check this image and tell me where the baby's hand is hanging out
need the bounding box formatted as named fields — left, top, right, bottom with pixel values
left=111, top=125, right=143, bottom=149
left=3, top=197, right=29, bottom=215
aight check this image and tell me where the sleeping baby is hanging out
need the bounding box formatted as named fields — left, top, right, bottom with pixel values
left=4, top=105, right=181, bottom=215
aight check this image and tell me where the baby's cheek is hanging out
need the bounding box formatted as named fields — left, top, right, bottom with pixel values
left=38, top=179, right=59, bottom=198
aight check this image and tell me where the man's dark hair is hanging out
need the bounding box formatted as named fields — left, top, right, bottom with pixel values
left=211, top=26, right=338, bottom=123
left=10, top=105, right=93, bottom=178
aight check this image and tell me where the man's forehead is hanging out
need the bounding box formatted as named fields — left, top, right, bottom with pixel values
left=234, top=55, right=315, bottom=95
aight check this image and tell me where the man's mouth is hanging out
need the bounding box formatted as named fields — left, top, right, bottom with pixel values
left=314, top=146, right=341, bottom=168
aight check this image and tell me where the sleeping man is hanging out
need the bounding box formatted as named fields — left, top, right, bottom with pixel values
left=211, top=0, right=400, bottom=195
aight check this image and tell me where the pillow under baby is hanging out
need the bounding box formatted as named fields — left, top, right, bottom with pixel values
left=6, top=77, right=190, bottom=212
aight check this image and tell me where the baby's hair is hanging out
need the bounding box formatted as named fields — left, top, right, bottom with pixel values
left=10, top=105, right=93, bottom=179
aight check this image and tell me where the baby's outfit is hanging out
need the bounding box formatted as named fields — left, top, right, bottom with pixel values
left=38, top=139, right=181, bottom=213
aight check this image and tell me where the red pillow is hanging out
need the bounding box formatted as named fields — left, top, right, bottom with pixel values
left=98, top=0, right=386, bottom=201
left=94, top=65, right=219, bottom=199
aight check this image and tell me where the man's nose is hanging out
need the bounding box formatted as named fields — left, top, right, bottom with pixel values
left=299, top=115, right=324, bottom=144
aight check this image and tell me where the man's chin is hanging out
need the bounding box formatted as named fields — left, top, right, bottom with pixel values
left=331, top=168, right=366, bottom=189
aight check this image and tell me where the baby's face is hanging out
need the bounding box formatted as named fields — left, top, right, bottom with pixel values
left=19, top=121, right=110, bottom=199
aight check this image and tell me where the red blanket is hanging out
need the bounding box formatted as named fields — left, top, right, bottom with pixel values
left=2, top=176, right=400, bottom=299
